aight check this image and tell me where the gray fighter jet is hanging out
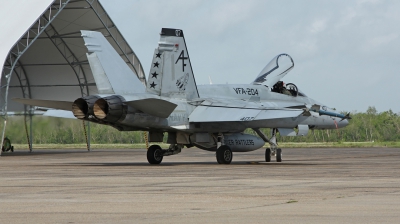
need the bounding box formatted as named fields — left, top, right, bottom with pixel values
left=14, top=28, right=351, bottom=164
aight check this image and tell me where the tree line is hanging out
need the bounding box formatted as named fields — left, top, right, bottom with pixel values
left=2, top=106, right=399, bottom=144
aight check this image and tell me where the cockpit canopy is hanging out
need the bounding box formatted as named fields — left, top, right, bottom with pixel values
left=252, top=53, right=294, bottom=87
left=252, top=54, right=308, bottom=97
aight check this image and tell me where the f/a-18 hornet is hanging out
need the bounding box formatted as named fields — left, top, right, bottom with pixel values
left=15, top=28, right=351, bottom=164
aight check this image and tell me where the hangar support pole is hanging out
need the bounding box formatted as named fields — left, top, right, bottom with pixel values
left=0, top=0, right=71, bottom=155
left=5, top=58, right=33, bottom=151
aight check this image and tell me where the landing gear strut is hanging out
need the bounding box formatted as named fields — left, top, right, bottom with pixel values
left=254, top=128, right=282, bottom=162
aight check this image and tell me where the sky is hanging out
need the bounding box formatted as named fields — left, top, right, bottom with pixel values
left=101, top=0, right=400, bottom=113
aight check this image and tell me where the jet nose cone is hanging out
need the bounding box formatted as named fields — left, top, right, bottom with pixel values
left=337, top=119, right=349, bottom=128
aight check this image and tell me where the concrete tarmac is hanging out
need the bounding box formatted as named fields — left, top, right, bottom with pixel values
left=0, top=147, right=399, bottom=223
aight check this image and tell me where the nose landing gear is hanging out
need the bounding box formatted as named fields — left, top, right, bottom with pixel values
left=254, top=128, right=282, bottom=162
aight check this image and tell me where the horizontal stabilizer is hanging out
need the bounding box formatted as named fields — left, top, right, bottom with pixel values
left=126, top=98, right=177, bottom=118
left=13, top=98, right=73, bottom=111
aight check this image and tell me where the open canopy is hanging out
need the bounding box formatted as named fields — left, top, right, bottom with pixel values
left=252, top=53, right=294, bottom=87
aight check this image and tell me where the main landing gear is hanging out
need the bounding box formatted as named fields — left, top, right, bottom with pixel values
left=215, top=134, right=233, bottom=164
left=216, top=145, right=232, bottom=164
left=254, top=128, right=282, bottom=162
left=147, top=144, right=183, bottom=164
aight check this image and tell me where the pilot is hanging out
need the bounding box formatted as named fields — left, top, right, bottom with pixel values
left=272, top=81, right=292, bottom=96
left=271, top=82, right=280, bottom=93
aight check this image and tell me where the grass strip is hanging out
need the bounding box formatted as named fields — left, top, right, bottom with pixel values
left=8, top=142, right=400, bottom=150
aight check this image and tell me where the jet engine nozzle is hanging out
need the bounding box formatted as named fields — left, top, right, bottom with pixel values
left=93, top=95, right=127, bottom=122
left=72, top=95, right=101, bottom=119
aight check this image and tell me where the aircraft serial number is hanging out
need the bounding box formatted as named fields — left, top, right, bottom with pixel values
left=240, top=117, right=254, bottom=121
left=168, top=113, right=187, bottom=121
left=226, top=139, right=255, bottom=146
left=233, top=88, right=259, bottom=96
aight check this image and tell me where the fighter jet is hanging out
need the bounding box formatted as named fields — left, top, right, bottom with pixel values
left=14, top=28, right=350, bottom=164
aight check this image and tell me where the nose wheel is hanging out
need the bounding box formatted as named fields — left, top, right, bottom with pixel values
left=265, top=147, right=282, bottom=162
left=276, top=148, right=282, bottom=162
left=265, top=148, right=271, bottom=162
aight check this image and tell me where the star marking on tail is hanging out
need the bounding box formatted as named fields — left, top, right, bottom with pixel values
left=151, top=71, right=159, bottom=79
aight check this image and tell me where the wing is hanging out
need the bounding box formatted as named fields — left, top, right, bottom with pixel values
left=189, top=100, right=303, bottom=122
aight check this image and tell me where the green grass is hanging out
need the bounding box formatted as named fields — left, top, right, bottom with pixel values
left=12, top=143, right=170, bottom=149
left=276, top=142, right=400, bottom=148
left=10, top=142, right=400, bottom=150
left=286, top=200, right=298, bottom=203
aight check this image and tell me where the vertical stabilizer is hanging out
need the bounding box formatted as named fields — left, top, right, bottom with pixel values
left=81, top=30, right=145, bottom=95
left=146, top=28, right=199, bottom=100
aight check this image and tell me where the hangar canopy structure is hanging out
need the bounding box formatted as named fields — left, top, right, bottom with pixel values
left=0, top=0, right=146, bottom=151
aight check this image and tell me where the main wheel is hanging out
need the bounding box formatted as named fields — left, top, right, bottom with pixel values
left=216, top=145, right=232, bottom=164
left=265, top=148, right=271, bottom=162
left=147, top=145, right=163, bottom=164
left=276, top=148, right=282, bottom=162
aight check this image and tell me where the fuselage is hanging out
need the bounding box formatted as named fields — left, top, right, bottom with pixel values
left=110, top=84, right=348, bottom=132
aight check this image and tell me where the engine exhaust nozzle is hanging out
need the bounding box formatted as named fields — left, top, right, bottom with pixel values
left=93, top=95, right=127, bottom=122
left=72, top=95, right=100, bottom=119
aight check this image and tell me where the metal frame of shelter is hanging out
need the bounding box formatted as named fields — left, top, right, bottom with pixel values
left=0, top=0, right=146, bottom=153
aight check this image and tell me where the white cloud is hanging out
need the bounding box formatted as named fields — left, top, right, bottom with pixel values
left=357, top=0, right=382, bottom=5
left=310, top=19, right=327, bottom=33
left=363, top=33, right=399, bottom=52
left=336, top=7, right=358, bottom=27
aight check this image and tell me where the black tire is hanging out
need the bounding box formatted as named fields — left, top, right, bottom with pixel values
left=147, top=145, right=163, bottom=164
left=216, top=145, right=232, bottom=164
left=265, top=148, right=271, bottom=162
left=276, top=148, right=282, bottom=162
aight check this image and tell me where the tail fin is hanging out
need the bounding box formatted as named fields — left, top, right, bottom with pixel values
left=81, top=30, right=145, bottom=95
left=146, top=28, right=199, bottom=100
